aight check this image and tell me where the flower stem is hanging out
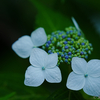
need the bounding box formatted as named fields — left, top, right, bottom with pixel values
left=68, top=90, right=71, bottom=100
left=68, top=64, right=71, bottom=74
left=68, top=64, right=71, bottom=100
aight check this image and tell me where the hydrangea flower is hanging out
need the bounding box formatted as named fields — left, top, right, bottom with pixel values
left=66, top=57, right=100, bottom=96
left=42, top=26, right=93, bottom=65
left=12, top=27, right=47, bottom=58
left=24, top=48, right=62, bottom=87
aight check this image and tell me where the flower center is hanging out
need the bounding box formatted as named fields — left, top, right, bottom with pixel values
left=42, top=67, right=45, bottom=70
left=42, top=26, right=93, bottom=66
left=84, top=74, right=88, bottom=78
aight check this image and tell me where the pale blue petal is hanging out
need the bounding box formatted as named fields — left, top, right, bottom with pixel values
left=72, top=57, right=87, bottom=74
left=83, top=76, right=100, bottom=96
left=24, top=66, right=44, bottom=87
left=31, top=27, right=47, bottom=47
left=66, top=72, right=85, bottom=90
left=87, top=59, right=100, bottom=77
left=29, top=48, right=48, bottom=68
left=12, top=35, right=34, bottom=58
left=72, top=17, right=81, bottom=31
left=45, top=53, right=58, bottom=68
left=44, top=66, right=62, bottom=83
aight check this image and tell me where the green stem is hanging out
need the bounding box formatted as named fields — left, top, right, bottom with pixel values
left=68, top=90, right=71, bottom=100
left=68, top=64, right=71, bottom=100
left=68, top=64, right=71, bottom=74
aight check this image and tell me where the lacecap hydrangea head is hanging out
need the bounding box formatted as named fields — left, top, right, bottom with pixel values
left=42, top=26, right=93, bottom=66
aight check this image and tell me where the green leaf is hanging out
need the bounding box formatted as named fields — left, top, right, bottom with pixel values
left=0, top=72, right=49, bottom=100
left=47, top=87, right=85, bottom=100
left=0, top=92, right=16, bottom=100
left=75, top=0, right=100, bottom=11
left=30, top=0, right=72, bottom=34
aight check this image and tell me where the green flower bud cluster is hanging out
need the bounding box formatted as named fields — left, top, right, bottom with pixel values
left=42, top=26, right=93, bottom=66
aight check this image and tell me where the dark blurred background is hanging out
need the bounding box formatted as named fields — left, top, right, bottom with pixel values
left=0, top=0, right=100, bottom=99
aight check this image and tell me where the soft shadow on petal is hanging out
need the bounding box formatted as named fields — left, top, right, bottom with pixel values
left=45, top=66, right=62, bottom=83
left=30, top=48, right=48, bottom=68
left=66, top=72, right=85, bottom=90
left=24, top=66, right=44, bottom=87
left=12, top=35, right=34, bottom=58
left=87, top=59, right=100, bottom=77
left=72, top=57, right=87, bottom=74
left=45, top=53, right=58, bottom=68
left=83, top=76, right=100, bottom=96
left=31, top=27, right=47, bottom=46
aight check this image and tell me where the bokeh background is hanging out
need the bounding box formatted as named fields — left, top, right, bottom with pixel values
left=0, top=0, right=100, bottom=99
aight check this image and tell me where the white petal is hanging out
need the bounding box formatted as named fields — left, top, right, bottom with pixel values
left=45, top=53, right=58, bottom=68
left=71, top=17, right=81, bottom=31
left=12, top=35, right=34, bottom=58
left=66, top=72, right=85, bottom=90
left=31, top=27, right=47, bottom=46
left=72, top=57, right=87, bottom=74
left=24, top=66, right=44, bottom=87
left=83, top=76, right=100, bottom=96
left=30, top=48, right=48, bottom=68
left=44, top=66, right=62, bottom=83
left=87, top=59, right=100, bottom=77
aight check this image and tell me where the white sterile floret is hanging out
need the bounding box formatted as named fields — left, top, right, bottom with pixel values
left=24, top=48, right=62, bottom=87
left=66, top=57, right=100, bottom=97
left=12, top=27, right=47, bottom=58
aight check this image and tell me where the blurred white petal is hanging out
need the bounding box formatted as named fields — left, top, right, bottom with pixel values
left=90, top=14, right=100, bottom=35
left=67, top=72, right=85, bottom=90
left=12, top=35, right=33, bottom=58
left=87, top=59, right=100, bottom=77
left=72, top=57, right=87, bottom=74
left=24, top=66, right=44, bottom=87
left=45, top=66, right=62, bottom=83
left=31, top=27, right=47, bottom=46
left=30, top=48, right=48, bottom=68
left=45, top=53, right=58, bottom=68
left=72, top=17, right=81, bottom=31
left=83, top=76, right=100, bottom=96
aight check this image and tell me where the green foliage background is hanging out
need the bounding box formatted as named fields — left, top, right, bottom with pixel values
left=0, top=0, right=100, bottom=99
